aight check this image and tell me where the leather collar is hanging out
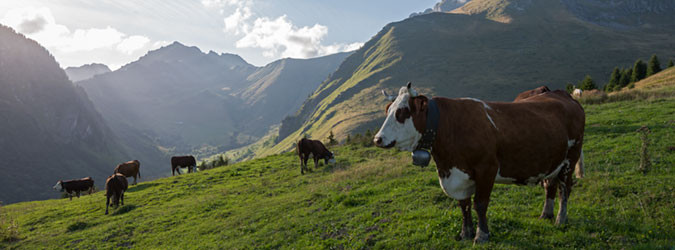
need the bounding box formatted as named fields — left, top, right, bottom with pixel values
left=416, top=97, right=439, bottom=151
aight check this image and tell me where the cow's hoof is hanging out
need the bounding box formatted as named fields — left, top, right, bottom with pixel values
left=458, top=230, right=475, bottom=241
left=473, top=229, right=489, bottom=244
left=555, top=216, right=567, bottom=226
left=539, top=213, right=554, bottom=220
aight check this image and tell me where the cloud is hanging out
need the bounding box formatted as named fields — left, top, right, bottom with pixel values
left=1, top=7, right=164, bottom=69
left=211, top=1, right=363, bottom=59
left=117, top=35, right=151, bottom=54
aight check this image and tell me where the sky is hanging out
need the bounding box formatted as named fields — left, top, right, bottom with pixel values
left=0, top=0, right=438, bottom=70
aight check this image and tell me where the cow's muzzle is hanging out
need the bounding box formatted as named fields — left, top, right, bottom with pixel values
left=374, top=137, right=396, bottom=148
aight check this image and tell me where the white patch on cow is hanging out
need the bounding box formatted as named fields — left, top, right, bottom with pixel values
left=438, top=167, right=476, bottom=200
left=567, top=139, right=576, bottom=149
left=495, top=168, right=516, bottom=184
left=461, top=97, right=497, bottom=129
left=526, top=159, right=569, bottom=185
left=374, top=86, right=423, bottom=151
left=53, top=181, right=61, bottom=190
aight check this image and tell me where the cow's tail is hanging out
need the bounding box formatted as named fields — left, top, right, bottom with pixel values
left=138, top=169, right=141, bottom=179
left=575, top=149, right=585, bottom=179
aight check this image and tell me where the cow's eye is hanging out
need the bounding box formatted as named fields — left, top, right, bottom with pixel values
left=395, top=107, right=410, bottom=123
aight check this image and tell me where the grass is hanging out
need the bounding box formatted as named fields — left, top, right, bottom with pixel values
left=1, top=94, right=674, bottom=249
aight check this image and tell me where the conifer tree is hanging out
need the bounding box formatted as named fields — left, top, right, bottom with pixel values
left=606, top=67, right=621, bottom=92
left=327, top=130, right=337, bottom=145
left=646, top=54, right=661, bottom=77
left=667, top=59, right=674, bottom=68
left=579, top=75, right=597, bottom=90
left=631, top=59, right=647, bottom=83
left=619, top=68, right=632, bottom=89
left=565, top=83, right=575, bottom=93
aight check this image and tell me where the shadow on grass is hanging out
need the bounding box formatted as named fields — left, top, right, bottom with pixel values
left=127, top=183, right=159, bottom=193
left=66, top=221, right=94, bottom=232
left=112, top=205, right=137, bottom=216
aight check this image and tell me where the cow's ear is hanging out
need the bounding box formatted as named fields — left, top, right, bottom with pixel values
left=409, top=95, right=428, bottom=115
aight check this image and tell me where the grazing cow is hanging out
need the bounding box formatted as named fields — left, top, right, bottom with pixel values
left=105, top=173, right=128, bottom=215
left=572, top=88, right=583, bottom=98
left=171, top=155, right=196, bottom=176
left=297, top=138, right=335, bottom=175
left=514, top=86, right=550, bottom=101
left=114, top=160, right=141, bottom=185
left=52, top=177, right=94, bottom=200
left=374, top=83, right=585, bottom=243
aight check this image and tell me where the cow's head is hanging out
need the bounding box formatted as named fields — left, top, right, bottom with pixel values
left=53, top=180, right=63, bottom=191
left=324, top=152, right=336, bottom=165
left=373, top=82, right=427, bottom=151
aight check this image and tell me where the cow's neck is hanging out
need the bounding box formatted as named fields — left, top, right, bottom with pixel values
left=429, top=98, right=470, bottom=178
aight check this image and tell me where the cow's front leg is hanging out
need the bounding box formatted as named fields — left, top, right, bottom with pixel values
left=540, top=179, right=558, bottom=219
left=473, top=168, right=496, bottom=244
left=313, top=156, right=319, bottom=170
left=458, top=198, right=474, bottom=240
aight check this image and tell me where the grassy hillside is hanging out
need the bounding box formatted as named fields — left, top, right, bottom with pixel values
left=2, top=92, right=673, bottom=248
left=261, top=0, right=675, bottom=156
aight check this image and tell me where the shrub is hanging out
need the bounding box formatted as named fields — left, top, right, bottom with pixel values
left=636, top=126, right=651, bottom=174
left=0, top=202, right=20, bottom=242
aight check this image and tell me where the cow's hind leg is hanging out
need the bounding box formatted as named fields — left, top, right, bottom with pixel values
left=540, top=179, right=558, bottom=219
left=556, top=162, right=574, bottom=225
left=458, top=198, right=474, bottom=240
left=133, top=175, right=137, bottom=185
left=105, top=195, right=110, bottom=215
left=121, top=191, right=125, bottom=206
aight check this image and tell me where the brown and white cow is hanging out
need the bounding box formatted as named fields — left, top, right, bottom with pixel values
left=373, top=83, right=585, bottom=243
left=297, top=138, right=335, bottom=175
left=53, top=177, right=95, bottom=200
left=114, top=160, right=141, bottom=185
left=171, top=155, right=196, bottom=176
left=105, top=173, right=128, bottom=215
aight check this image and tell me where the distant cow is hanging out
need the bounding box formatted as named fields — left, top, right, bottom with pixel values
left=114, top=160, right=141, bottom=185
left=53, top=177, right=95, bottom=200
left=374, top=83, right=585, bottom=243
left=514, top=86, right=550, bottom=101
left=105, top=173, right=128, bottom=215
left=297, top=138, right=335, bottom=174
left=572, top=88, right=583, bottom=98
left=171, top=155, right=196, bottom=176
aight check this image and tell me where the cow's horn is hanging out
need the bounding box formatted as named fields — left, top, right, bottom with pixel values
left=382, top=90, right=396, bottom=101
left=407, top=82, right=418, bottom=97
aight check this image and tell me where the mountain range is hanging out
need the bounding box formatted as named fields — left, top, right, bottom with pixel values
left=256, top=0, right=675, bottom=156
left=64, top=63, right=111, bottom=82
left=75, top=42, right=351, bottom=159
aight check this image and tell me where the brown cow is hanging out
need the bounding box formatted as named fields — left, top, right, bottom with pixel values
left=374, top=83, right=585, bottom=243
left=114, top=160, right=141, bottom=185
left=171, top=155, right=196, bottom=176
left=53, top=177, right=94, bottom=200
left=514, top=85, right=550, bottom=101
left=105, top=173, right=128, bottom=215
left=297, top=138, right=335, bottom=175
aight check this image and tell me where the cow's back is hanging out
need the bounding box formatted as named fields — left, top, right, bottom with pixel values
left=115, top=160, right=139, bottom=176
left=172, top=156, right=195, bottom=166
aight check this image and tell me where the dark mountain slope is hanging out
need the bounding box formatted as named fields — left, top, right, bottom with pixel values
left=0, top=25, right=130, bottom=203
